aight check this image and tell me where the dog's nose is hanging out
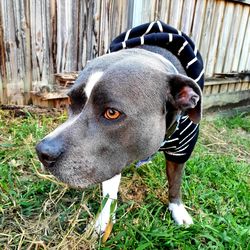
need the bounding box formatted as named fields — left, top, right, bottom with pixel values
left=36, top=139, right=63, bottom=168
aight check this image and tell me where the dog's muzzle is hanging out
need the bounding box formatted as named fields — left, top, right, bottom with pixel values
left=36, top=138, right=64, bottom=168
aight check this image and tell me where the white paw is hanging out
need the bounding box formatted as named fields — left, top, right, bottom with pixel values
left=168, top=203, right=193, bottom=225
left=94, top=199, right=117, bottom=234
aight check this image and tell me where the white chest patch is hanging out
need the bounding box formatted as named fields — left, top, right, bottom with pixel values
left=94, top=174, right=121, bottom=234
left=84, top=71, right=104, bottom=98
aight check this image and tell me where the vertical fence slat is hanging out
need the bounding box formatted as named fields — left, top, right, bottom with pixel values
left=180, top=0, right=196, bottom=36
left=232, top=6, right=249, bottom=72
left=238, top=13, right=250, bottom=72
left=190, top=0, right=206, bottom=49
left=99, top=0, right=110, bottom=55
left=199, top=0, right=216, bottom=70
left=223, top=4, right=243, bottom=73
left=23, top=0, right=32, bottom=102
left=214, top=2, right=234, bottom=74
left=158, top=0, right=170, bottom=24
left=0, top=0, right=7, bottom=103
left=206, top=1, right=225, bottom=77
left=168, top=0, right=184, bottom=29
left=1, top=0, right=27, bottom=104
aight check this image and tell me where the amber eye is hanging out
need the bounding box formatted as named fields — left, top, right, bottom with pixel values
left=104, top=108, right=121, bottom=120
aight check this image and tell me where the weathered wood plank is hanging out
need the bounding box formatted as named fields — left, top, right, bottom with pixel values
left=238, top=13, right=250, bottom=72
left=22, top=0, right=32, bottom=103
left=132, top=0, right=156, bottom=26
left=191, top=0, right=206, bottom=48
left=228, top=83, right=236, bottom=92
left=1, top=0, right=28, bottom=104
left=214, top=2, right=235, bottom=74
left=206, top=1, right=225, bottom=77
left=232, top=6, right=249, bottom=72
left=99, top=0, right=111, bottom=55
left=199, top=0, right=216, bottom=70
left=0, top=0, right=7, bottom=103
left=211, top=85, right=220, bottom=95
left=204, top=86, right=212, bottom=95
left=241, top=81, right=249, bottom=91
left=56, top=0, right=79, bottom=72
left=92, top=0, right=101, bottom=59
left=223, top=4, right=243, bottom=73
left=158, top=0, right=170, bottom=24
left=180, top=0, right=196, bottom=36
left=169, top=0, right=184, bottom=29
left=220, top=84, right=229, bottom=93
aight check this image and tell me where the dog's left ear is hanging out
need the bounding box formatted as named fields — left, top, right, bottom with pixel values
left=166, top=74, right=202, bottom=124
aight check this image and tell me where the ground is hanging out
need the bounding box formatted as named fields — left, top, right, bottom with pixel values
left=0, top=107, right=249, bottom=250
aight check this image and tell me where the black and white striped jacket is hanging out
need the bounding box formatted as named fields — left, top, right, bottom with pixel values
left=108, top=21, right=204, bottom=164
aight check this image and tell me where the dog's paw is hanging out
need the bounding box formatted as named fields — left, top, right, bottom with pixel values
left=168, top=203, right=193, bottom=226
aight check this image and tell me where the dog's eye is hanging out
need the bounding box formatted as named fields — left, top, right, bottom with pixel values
left=104, top=108, right=121, bottom=120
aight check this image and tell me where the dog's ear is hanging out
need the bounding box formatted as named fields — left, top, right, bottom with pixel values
left=166, top=74, right=202, bottom=124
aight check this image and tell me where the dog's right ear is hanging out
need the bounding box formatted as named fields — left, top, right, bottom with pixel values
left=166, top=74, right=202, bottom=124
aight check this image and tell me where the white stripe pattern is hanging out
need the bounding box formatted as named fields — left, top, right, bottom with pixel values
left=157, top=21, right=163, bottom=32
left=194, top=68, right=204, bottom=83
left=180, top=121, right=193, bottom=135
left=143, top=21, right=155, bottom=36
left=166, top=151, right=186, bottom=156
left=194, top=46, right=198, bottom=55
left=176, top=133, right=197, bottom=151
left=179, top=125, right=198, bottom=144
left=161, top=137, right=179, bottom=145
left=160, top=146, right=177, bottom=150
left=178, top=41, right=188, bottom=55
left=186, top=57, right=198, bottom=69
left=175, top=145, right=189, bottom=153
left=122, top=41, right=126, bottom=49
left=140, top=36, right=144, bottom=45
left=124, top=29, right=131, bottom=41
left=169, top=33, right=173, bottom=42
left=181, top=116, right=189, bottom=124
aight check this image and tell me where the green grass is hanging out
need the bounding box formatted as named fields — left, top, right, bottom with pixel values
left=0, top=108, right=249, bottom=249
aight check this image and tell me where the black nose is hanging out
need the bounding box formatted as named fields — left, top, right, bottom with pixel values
left=36, top=138, right=64, bottom=168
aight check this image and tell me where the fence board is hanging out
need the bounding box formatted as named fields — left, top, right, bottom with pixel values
left=238, top=13, right=250, bottom=71
left=169, top=0, right=184, bottom=29
left=158, top=0, right=170, bottom=24
left=232, top=6, right=249, bottom=72
left=223, top=4, right=243, bottom=73
left=0, top=0, right=6, bottom=103
left=180, top=0, right=196, bottom=35
left=190, top=0, right=206, bottom=48
left=214, top=2, right=235, bottom=74
left=199, top=0, right=216, bottom=70
left=206, top=1, right=225, bottom=76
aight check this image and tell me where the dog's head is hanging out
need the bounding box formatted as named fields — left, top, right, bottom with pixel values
left=36, top=49, right=202, bottom=188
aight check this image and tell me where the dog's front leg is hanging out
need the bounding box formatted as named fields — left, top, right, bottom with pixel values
left=166, top=159, right=193, bottom=225
left=95, top=174, right=121, bottom=239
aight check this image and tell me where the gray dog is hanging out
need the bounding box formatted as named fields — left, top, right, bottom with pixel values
left=36, top=21, right=204, bottom=239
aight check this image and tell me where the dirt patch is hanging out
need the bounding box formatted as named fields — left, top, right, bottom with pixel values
left=119, top=173, right=148, bottom=203
left=0, top=104, right=64, bottom=117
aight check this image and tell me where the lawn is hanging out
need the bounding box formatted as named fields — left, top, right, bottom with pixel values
left=0, top=107, right=249, bottom=250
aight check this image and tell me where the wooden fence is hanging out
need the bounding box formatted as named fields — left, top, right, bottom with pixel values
left=0, top=0, right=249, bottom=106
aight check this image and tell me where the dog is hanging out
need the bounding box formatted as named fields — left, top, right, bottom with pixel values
left=36, top=21, right=204, bottom=240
